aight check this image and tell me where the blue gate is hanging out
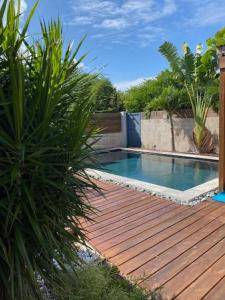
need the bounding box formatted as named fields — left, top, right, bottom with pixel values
left=126, top=113, right=141, bottom=147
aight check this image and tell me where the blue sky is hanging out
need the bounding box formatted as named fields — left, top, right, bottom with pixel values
left=24, top=0, right=225, bottom=90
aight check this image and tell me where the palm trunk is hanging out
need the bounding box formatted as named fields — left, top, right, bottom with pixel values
left=169, top=112, right=175, bottom=152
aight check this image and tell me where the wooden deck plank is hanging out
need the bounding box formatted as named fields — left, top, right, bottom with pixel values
left=133, top=208, right=225, bottom=279
left=83, top=193, right=150, bottom=224
left=91, top=202, right=177, bottom=238
left=86, top=196, right=164, bottom=232
left=83, top=195, right=162, bottom=227
left=178, top=253, right=225, bottom=299
left=89, top=190, right=147, bottom=210
left=84, top=180, right=225, bottom=299
left=87, top=184, right=149, bottom=202
left=90, top=178, right=116, bottom=190
left=117, top=203, right=220, bottom=274
left=85, top=185, right=122, bottom=199
left=159, top=237, right=225, bottom=299
left=203, top=276, right=225, bottom=300
left=88, top=202, right=178, bottom=241
left=142, top=224, right=225, bottom=288
left=95, top=202, right=211, bottom=254
left=87, top=186, right=139, bottom=204
left=139, top=216, right=225, bottom=289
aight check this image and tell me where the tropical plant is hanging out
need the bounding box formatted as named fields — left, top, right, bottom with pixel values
left=146, top=86, right=184, bottom=152
left=203, top=26, right=225, bottom=112
left=90, top=77, right=122, bottom=112
left=52, top=263, right=152, bottom=300
left=186, top=85, right=214, bottom=153
left=159, top=41, right=218, bottom=153
left=0, top=1, right=97, bottom=299
left=207, top=27, right=225, bottom=48
left=121, top=71, right=185, bottom=112
left=121, top=79, right=152, bottom=112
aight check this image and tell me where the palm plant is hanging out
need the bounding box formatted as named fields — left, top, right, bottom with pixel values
left=159, top=41, right=218, bottom=153
left=186, top=85, right=214, bottom=152
left=146, top=86, right=184, bottom=152
left=0, top=1, right=98, bottom=299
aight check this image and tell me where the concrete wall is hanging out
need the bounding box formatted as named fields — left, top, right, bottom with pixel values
left=94, top=132, right=125, bottom=149
left=141, top=110, right=219, bottom=153
left=92, top=110, right=219, bottom=153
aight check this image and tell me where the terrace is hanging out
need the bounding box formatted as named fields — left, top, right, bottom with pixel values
left=84, top=179, right=225, bottom=299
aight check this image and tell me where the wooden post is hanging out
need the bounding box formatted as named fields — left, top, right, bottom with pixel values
left=219, top=51, right=225, bottom=191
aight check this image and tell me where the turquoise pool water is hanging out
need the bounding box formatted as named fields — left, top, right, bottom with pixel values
left=98, top=150, right=218, bottom=191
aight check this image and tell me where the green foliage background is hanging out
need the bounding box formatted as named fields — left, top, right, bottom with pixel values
left=90, top=77, right=123, bottom=112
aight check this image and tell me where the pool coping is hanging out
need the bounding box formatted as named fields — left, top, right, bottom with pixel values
left=121, top=148, right=219, bottom=161
left=90, top=148, right=219, bottom=205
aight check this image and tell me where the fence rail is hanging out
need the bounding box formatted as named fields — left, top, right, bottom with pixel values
left=92, top=112, right=121, bottom=134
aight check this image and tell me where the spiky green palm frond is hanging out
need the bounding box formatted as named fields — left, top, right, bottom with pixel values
left=159, top=39, right=218, bottom=153
left=185, top=83, right=214, bottom=152
left=0, top=1, right=98, bottom=299
left=181, top=43, right=195, bottom=83
left=159, top=42, right=182, bottom=79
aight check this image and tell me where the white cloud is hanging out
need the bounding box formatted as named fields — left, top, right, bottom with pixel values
left=71, top=16, right=94, bottom=25
left=137, top=25, right=166, bottom=47
left=114, top=77, right=153, bottom=91
left=91, top=33, right=104, bottom=39
left=97, top=18, right=129, bottom=30
left=71, top=0, right=176, bottom=29
left=68, top=0, right=176, bottom=46
left=185, top=0, right=225, bottom=27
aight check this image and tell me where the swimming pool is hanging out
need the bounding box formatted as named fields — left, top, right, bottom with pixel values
left=97, top=150, right=218, bottom=191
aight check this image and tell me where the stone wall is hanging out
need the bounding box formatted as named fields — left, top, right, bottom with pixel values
left=141, top=110, right=219, bottom=153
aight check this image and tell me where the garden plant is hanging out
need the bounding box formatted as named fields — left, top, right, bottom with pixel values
left=158, top=41, right=218, bottom=153
left=0, top=0, right=98, bottom=298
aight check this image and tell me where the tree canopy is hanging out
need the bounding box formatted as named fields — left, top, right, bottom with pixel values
left=121, top=70, right=189, bottom=112
left=90, top=77, right=123, bottom=112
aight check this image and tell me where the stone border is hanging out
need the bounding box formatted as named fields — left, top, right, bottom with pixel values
left=87, top=168, right=218, bottom=206
left=120, top=147, right=219, bottom=161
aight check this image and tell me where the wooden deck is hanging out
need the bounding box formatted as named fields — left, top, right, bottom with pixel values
left=83, top=180, right=225, bottom=299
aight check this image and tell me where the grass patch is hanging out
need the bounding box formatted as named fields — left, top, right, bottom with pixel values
left=51, top=263, right=162, bottom=300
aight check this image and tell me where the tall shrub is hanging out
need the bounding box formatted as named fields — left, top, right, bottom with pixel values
left=0, top=1, right=97, bottom=299
left=90, top=77, right=122, bottom=112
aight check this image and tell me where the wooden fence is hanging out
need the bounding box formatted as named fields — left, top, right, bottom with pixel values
left=92, top=112, right=121, bottom=134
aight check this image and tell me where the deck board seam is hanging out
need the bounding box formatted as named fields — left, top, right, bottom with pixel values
left=202, top=273, right=225, bottom=299
left=95, top=203, right=215, bottom=252
left=157, top=234, right=225, bottom=296
left=175, top=250, right=225, bottom=299
left=83, top=196, right=164, bottom=226
left=117, top=205, right=224, bottom=273
left=86, top=200, right=175, bottom=230
left=88, top=204, right=181, bottom=238
left=139, top=221, right=225, bottom=284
